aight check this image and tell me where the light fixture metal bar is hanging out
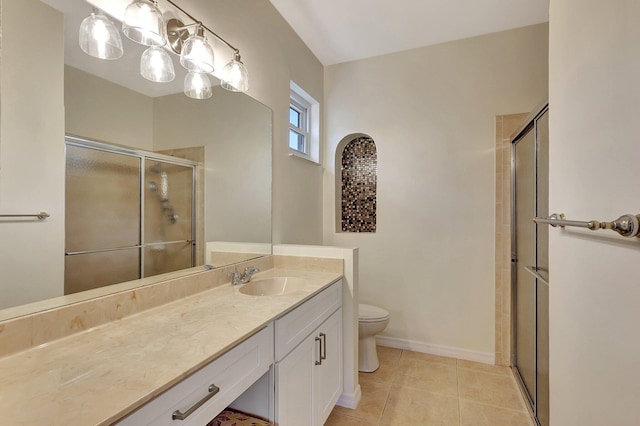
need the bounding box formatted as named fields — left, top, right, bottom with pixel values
left=164, top=0, right=240, bottom=54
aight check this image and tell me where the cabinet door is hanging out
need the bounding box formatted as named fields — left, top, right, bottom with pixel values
left=276, top=334, right=317, bottom=425
left=314, top=309, right=343, bottom=426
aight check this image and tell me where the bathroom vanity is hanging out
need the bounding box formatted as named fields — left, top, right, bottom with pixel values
left=118, top=280, right=343, bottom=426
left=0, top=259, right=344, bottom=426
left=275, top=279, right=343, bottom=425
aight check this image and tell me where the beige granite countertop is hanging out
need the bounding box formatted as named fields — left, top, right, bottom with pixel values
left=0, top=267, right=342, bottom=426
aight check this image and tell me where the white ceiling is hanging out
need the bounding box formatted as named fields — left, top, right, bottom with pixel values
left=269, top=0, right=549, bottom=66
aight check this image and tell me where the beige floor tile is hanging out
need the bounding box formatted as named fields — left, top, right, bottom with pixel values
left=377, top=345, right=402, bottom=360
left=359, top=347, right=403, bottom=384
left=458, top=369, right=527, bottom=411
left=329, top=346, right=536, bottom=425
left=332, top=377, right=391, bottom=423
left=392, top=358, right=458, bottom=396
left=457, top=359, right=512, bottom=376
left=358, top=364, right=398, bottom=385
left=324, top=411, right=376, bottom=426
left=459, top=399, right=534, bottom=426
left=400, top=350, right=457, bottom=366
left=380, top=386, right=459, bottom=425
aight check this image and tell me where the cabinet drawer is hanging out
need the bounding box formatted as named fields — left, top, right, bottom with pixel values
left=275, top=280, right=342, bottom=361
left=116, top=324, right=273, bottom=426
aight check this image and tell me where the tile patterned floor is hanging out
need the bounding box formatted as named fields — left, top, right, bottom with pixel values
left=326, top=346, right=535, bottom=426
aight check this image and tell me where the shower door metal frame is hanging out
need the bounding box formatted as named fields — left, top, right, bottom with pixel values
left=65, top=135, right=198, bottom=281
left=510, top=102, right=549, bottom=426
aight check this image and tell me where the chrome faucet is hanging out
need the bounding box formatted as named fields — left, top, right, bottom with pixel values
left=229, top=266, right=260, bottom=285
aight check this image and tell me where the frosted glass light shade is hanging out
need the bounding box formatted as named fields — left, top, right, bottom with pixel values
left=79, top=10, right=123, bottom=60
left=221, top=54, right=249, bottom=92
left=140, top=47, right=175, bottom=82
left=122, top=0, right=166, bottom=47
left=184, top=72, right=212, bottom=99
left=180, top=30, right=214, bottom=73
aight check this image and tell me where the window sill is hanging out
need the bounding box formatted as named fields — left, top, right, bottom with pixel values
left=288, top=151, right=321, bottom=166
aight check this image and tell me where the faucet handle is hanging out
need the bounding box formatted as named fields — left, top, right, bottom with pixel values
left=228, top=270, right=241, bottom=284
left=244, top=266, right=260, bottom=275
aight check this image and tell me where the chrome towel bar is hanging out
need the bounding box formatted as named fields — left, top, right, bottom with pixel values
left=534, top=213, right=640, bottom=238
left=0, top=212, right=50, bottom=221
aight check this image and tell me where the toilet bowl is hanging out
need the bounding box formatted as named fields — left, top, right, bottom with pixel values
left=358, top=303, right=390, bottom=372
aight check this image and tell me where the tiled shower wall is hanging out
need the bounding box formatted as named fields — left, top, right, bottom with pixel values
left=495, top=113, right=528, bottom=366
left=340, top=137, right=377, bottom=232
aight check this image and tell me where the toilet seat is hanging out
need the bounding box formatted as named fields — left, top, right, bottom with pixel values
left=359, top=303, right=390, bottom=323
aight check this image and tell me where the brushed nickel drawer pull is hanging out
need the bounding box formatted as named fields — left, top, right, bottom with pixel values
left=319, top=333, right=327, bottom=360
left=172, top=384, right=220, bottom=420
left=315, top=336, right=322, bottom=365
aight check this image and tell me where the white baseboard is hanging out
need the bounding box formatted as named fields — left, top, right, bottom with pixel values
left=336, top=384, right=362, bottom=409
left=375, top=335, right=495, bottom=365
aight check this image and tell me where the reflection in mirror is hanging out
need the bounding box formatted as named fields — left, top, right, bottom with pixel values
left=0, top=0, right=272, bottom=314
left=65, top=139, right=198, bottom=294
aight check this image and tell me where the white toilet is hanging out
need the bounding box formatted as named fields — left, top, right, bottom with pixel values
left=358, top=303, right=390, bottom=372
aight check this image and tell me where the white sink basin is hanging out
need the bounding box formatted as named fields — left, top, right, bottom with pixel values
left=239, top=277, right=310, bottom=296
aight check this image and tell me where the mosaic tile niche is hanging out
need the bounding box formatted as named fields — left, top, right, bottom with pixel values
left=340, top=137, right=377, bottom=232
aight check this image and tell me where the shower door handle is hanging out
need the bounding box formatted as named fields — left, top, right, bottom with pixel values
left=524, top=266, right=549, bottom=286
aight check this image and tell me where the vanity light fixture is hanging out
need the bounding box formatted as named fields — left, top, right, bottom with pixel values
left=184, top=71, right=213, bottom=99
left=79, top=0, right=250, bottom=96
left=78, top=9, right=123, bottom=60
left=221, top=52, right=249, bottom=92
left=122, top=0, right=166, bottom=47
left=178, top=25, right=215, bottom=74
left=140, top=46, right=175, bottom=82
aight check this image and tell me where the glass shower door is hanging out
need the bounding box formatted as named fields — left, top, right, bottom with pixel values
left=514, top=125, right=537, bottom=407
left=65, top=138, right=197, bottom=294
left=143, top=160, right=194, bottom=277
left=512, top=106, right=549, bottom=426
left=65, top=144, right=141, bottom=294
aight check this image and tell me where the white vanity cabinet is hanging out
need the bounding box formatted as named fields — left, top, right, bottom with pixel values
left=113, top=280, right=343, bottom=426
left=116, top=324, right=273, bottom=426
left=275, top=281, right=343, bottom=426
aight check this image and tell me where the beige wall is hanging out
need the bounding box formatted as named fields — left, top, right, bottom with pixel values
left=153, top=88, right=272, bottom=244
left=65, top=65, right=154, bottom=150
left=549, top=1, right=640, bottom=423
left=0, top=0, right=65, bottom=309
left=323, top=24, right=549, bottom=359
left=184, top=0, right=325, bottom=245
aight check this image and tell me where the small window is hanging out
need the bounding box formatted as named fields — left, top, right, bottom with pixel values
left=289, top=81, right=320, bottom=163
left=289, top=95, right=310, bottom=156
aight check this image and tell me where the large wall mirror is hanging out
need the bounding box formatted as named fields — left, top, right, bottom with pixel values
left=0, top=0, right=272, bottom=315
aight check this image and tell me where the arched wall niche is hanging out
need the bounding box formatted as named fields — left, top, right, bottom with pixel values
left=335, top=133, right=377, bottom=233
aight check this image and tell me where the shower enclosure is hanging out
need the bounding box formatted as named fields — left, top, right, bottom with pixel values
left=65, top=136, right=196, bottom=295
left=511, top=104, right=549, bottom=426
